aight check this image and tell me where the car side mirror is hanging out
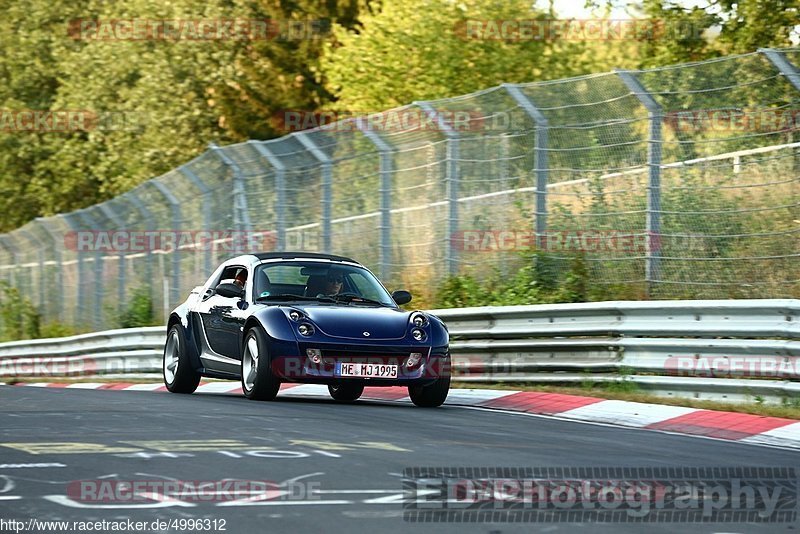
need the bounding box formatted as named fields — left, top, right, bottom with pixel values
left=391, top=290, right=412, bottom=305
left=216, top=282, right=245, bottom=299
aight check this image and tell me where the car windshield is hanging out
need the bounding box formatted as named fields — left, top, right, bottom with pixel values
left=253, top=261, right=396, bottom=306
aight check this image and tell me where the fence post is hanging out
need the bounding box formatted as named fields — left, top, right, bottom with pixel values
left=211, top=144, right=253, bottom=235
left=61, top=214, right=87, bottom=326
left=74, top=209, right=103, bottom=329
left=0, top=236, right=16, bottom=286
left=249, top=141, right=287, bottom=252
left=125, top=191, right=156, bottom=312
left=18, top=229, right=46, bottom=314
left=355, top=118, right=394, bottom=281
left=295, top=133, right=332, bottom=254
left=96, top=204, right=127, bottom=313
left=149, top=181, right=183, bottom=308
left=759, top=48, right=800, bottom=91
left=179, top=164, right=213, bottom=274
left=616, top=69, right=663, bottom=296
left=503, top=84, right=549, bottom=249
left=416, top=101, right=460, bottom=276
left=35, top=218, right=64, bottom=323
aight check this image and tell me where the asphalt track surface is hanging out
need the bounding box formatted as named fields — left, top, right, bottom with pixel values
left=0, top=386, right=798, bottom=533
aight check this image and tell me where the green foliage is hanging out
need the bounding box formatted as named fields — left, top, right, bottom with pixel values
left=321, top=0, right=586, bottom=111
left=118, top=287, right=157, bottom=328
left=38, top=322, right=79, bottom=339
left=434, top=274, right=489, bottom=308
left=0, top=0, right=365, bottom=231
left=434, top=251, right=630, bottom=308
left=0, top=281, right=41, bottom=341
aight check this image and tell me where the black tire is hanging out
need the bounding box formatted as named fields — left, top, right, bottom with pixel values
left=328, top=383, right=364, bottom=401
left=241, top=327, right=281, bottom=401
left=408, top=375, right=450, bottom=407
left=163, top=324, right=201, bottom=394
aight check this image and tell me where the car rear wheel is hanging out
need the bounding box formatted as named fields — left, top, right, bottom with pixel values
left=241, top=326, right=281, bottom=401
left=328, top=383, right=364, bottom=401
left=408, top=375, right=450, bottom=407
left=163, top=324, right=201, bottom=394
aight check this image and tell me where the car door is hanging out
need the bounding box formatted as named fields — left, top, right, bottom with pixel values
left=194, top=265, right=250, bottom=360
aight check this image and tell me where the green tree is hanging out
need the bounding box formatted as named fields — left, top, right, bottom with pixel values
left=321, top=0, right=587, bottom=111
left=0, top=0, right=365, bottom=230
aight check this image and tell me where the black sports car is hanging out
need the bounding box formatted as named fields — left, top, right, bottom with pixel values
left=163, top=252, right=451, bottom=407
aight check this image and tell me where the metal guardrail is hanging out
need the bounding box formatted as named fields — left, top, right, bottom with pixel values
left=0, top=300, right=798, bottom=403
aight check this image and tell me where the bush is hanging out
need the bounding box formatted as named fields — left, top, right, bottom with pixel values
left=434, top=251, right=631, bottom=308
left=0, top=281, right=41, bottom=341
left=118, top=287, right=158, bottom=328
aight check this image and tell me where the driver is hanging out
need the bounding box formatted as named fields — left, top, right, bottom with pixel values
left=323, top=272, right=344, bottom=295
left=233, top=269, right=247, bottom=289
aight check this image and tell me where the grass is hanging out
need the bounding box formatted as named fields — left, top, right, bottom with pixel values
left=451, top=381, right=800, bottom=420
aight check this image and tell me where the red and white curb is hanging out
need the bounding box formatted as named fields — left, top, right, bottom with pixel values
left=5, top=381, right=800, bottom=450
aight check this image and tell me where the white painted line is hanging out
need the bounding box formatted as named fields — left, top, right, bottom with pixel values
left=122, top=384, right=165, bottom=391
left=196, top=382, right=242, bottom=394
left=558, top=400, right=699, bottom=428
left=0, top=496, right=21, bottom=500
left=740, top=421, right=800, bottom=449
left=444, top=389, right=520, bottom=405
left=280, top=384, right=329, bottom=397
left=0, top=463, right=66, bottom=469
left=218, top=499, right=352, bottom=507
left=65, top=383, right=107, bottom=389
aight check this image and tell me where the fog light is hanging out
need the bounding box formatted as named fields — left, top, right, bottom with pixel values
left=298, top=324, right=315, bottom=336
left=406, top=352, right=422, bottom=367
left=411, top=328, right=425, bottom=341
left=306, top=348, right=322, bottom=364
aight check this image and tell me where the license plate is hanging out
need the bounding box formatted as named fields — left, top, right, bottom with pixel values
left=336, top=362, right=398, bottom=378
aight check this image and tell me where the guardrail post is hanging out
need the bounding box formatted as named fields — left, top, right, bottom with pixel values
left=616, top=69, right=663, bottom=296
left=295, top=133, right=332, bottom=253
left=759, top=48, right=800, bottom=92
left=96, top=204, right=127, bottom=313
left=355, top=118, right=394, bottom=281
left=416, top=101, right=460, bottom=276
left=249, top=141, right=286, bottom=252
left=149, top=181, right=183, bottom=309
left=74, top=209, right=103, bottom=330
left=211, top=144, right=253, bottom=235
left=179, top=165, right=213, bottom=274
left=35, top=218, right=64, bottom=323
left=503, top=84, right=549, bottom=249
left=18, top=229, right=46, bottom=314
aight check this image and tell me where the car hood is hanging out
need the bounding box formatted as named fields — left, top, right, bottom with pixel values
left=290, top=304, right=410, bottom=340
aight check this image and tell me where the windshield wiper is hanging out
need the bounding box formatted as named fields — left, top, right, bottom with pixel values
left=255, top=294, right=317, bottom=302
left=330, top=293, right=388, bottom=306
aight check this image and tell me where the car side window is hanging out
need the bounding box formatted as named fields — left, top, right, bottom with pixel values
left=204, top=265, right=247, bottom=300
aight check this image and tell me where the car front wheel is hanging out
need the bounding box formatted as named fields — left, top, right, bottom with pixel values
left=241, top=327, right=281, bottom=401
left=163, top=324, right=201, bottom=394
left=408, top=375, right=450, bottom=407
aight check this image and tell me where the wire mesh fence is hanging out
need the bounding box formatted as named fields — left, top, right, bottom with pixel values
left=0, top=47, right=799, bottom=333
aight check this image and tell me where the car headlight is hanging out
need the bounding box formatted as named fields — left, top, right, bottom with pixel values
left=289, top=310, right=303, bottom=321
left=411, top=312, right=428, bottom=327
left=411, top=328, right=426, bottom=341
left=298, top=323, right=315, bottom=336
